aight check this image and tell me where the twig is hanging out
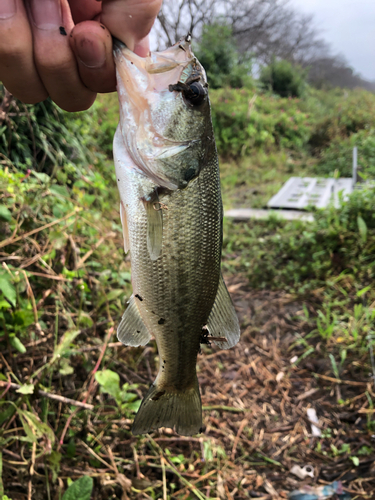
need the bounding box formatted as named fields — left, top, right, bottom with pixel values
left=79, top=440, right=113, bottom=470
left=0, top=381, right=94, bottom=409
left=313, top=373, right=367, bottom=386
left=161, top=456, right=167, bottom=500
left=58, top=327, right=114, bottom=447
left=19, top=271, right=70, bottom=281
left=172, top=470, right=217, bottom=497
left=231, top=418, right=248, bottom=461
left=77, top=234, right=115, bottom=268
left=0, top=209, right=79, bottom=249
left=28, top=442, right=36, bottom=500
left=147, top=435, right=208, bottom=500
left=21, top=270, right=43, bottom=336
left=202, top=405, right=248, bottom=413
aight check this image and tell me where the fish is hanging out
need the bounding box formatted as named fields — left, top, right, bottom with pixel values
left=113, top=34, right=240, bottom=436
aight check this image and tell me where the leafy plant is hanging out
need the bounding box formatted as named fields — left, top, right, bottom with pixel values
left=260, top=59, right=307, bottom=98
left=62, top=476, right=93, bottom=500
left=195, top=23, right=254, bottom=89
left=95, top=369, right=141, bottom=411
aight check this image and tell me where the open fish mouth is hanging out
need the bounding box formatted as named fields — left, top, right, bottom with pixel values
left=113, top=35, right=209, bottom=191
left=113, top=34, right=204, bottom=91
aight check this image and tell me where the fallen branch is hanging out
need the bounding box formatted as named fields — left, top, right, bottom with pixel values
left=0, top=381, right=94, bottom=410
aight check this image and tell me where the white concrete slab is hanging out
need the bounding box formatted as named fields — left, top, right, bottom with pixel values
left=267, top=177, right=353, bottom=209
left=225, top=208, right=314, bottom=222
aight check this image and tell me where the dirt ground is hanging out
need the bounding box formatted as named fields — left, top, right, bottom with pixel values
left=3, top=275, right=375, bottom=499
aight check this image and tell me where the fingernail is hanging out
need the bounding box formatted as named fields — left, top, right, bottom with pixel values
left=76, top=37, right=106, bottom=68
left=29, top=0, right=62, bottom=30
left=0, top=0, right=16, bottom=19
left=134, top=37, right=150, bottom=58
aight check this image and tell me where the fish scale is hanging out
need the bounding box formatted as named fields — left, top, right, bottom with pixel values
left=113, top=36, right=240, bottom=435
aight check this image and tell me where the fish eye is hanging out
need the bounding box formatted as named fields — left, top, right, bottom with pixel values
left=184, top=82, right=206, bottom=106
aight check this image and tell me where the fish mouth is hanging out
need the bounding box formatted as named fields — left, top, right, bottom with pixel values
left=114, top=36, right=206, bottom=190
left=113, top=34, right=202, bottom=91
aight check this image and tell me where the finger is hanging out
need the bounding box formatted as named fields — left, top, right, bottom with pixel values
left=0, top=0, right=47, bottom=103
left=26, top=0, right=96, bottom=112
left=101, top=0, right=162, bottom=52
left=70, top=21, right=116, bottom=93
left=68, top=0, right=101, bottom=24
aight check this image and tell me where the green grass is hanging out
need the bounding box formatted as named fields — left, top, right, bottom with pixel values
left=2, top=83, right=375, bottom=498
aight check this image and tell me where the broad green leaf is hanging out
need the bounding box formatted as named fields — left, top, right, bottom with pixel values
left=16, top=384, right=34, bottom=395
left=31, top=171, right=50, bottom=183
left=49, top=184, right=70, bottom=198
left=357, top=286, right=371, bottom=297
left=62, top=475, right=93, bottom=500
left=357, top=215, right=367, bottom=243
left=0, top=273, right=16, bottom=306
left=18, top=410, right=55, bottom=445
left=350, top=456, right=359, bottom=466
left=0, top=404, right=16, bottom=427
left=95, top=369, right=121, bottom=399
left=9, top=336, right=26, bottom=354
left=0, top=206, right=11, bottom=222
left=59, top=358, right=74, bottom=376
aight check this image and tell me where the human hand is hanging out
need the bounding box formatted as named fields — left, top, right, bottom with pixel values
left=0, top=0, right=162, bottom=111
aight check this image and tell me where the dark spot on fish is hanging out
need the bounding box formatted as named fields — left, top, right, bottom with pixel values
left=151, top=390, right=166, bottom=401
left=118, top=179, right=120, bottom=181
left=151, top=311, right=155, bottom=315
left=100, top=24, right=106, bottom=30
left=137, top=331, right=140, bottom=333
left=164, top=360, right=166, bottom=363
left=59, top=26, right=67, bottom=36
left=158, top=318, right=165, bottom=325
left=135, top=294, right=143, bottom=301
left=131, top=61, right=134, bottom=65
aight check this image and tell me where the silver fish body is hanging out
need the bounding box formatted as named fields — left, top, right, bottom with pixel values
left=113, top=36, right=240, bottom=436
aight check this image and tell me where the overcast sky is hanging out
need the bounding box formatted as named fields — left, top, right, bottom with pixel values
left=291, top=0, right=375, bottom=81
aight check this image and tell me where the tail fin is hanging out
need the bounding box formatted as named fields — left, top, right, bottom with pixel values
left=132, top=378, right=202, bottom=436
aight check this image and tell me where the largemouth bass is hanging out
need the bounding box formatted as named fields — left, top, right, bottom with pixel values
left=113, top=35, right=240, bottom=436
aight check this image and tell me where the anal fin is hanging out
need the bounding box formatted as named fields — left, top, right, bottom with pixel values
left=117, top=295, right=152, bottom=347
left=206, top=275, right=240, bottom=350
left=119, top=201, right=130, bottom=254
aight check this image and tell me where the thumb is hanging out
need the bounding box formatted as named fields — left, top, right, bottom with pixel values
left=101, top=0, right=162, bottom=53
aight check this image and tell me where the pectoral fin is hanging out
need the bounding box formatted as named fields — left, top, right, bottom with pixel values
left=117, top=295, right=152, bottom=347
left=145, top=197, right=163, bottom=261
left=119, top=201, right=130, bottom=254
left=206, top=275, right=240, bottom=350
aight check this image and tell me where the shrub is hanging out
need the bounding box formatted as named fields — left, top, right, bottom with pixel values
left=316, top=129, right=375, bottom=177
left=308, top=89, right=375, bottom=153
left=210, top=88, right=311, bottom=157
left=260, top=59, right=307, bottom=98
left=195, top=23, right=254, bottom=89
left=223, top=186, right=375, bottom=292
left=0, top=86, right=93, bottom=178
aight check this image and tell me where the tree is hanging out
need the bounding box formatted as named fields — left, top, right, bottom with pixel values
left=260, top=59, right=307, bottom=97
left=194, top=23, right=253, bottom=88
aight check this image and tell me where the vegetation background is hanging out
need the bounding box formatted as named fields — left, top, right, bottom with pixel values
left=1, top=1, right=375, bottom=498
